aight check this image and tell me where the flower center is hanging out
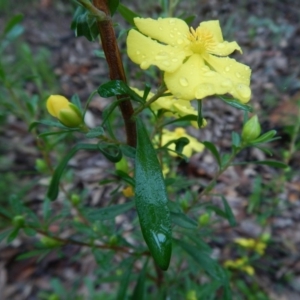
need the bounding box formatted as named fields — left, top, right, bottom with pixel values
left=187, top=27, right=217, bottom=55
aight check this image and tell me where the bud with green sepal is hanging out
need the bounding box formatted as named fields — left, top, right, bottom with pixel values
left=46, top=95, right=83, bottom=128
left=12, top=215, right=25, bottom=228
left=71, top=194, right=80, bottom=206
left=242, top=115, right=261, bottom=143
left=198, top=213, right=210, bottom=226
left=40, top=236, right=63, bottom=248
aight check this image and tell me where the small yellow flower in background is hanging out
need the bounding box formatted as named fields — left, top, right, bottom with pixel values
left=234, top=238, right=267, bottom=255
left=122, top=186, right=134, bottom=198
left=224, top=257, right=255, bottom=276
left=157, top=128, right=204, bottom=157
left=46, top=95, right=83, bottom=128
left=131, top=88, right=206, bottom=128
left=127, top=18, right=251, bottom=103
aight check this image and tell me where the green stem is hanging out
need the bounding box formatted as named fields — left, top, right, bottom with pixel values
left=133, top=85, right=168, bottom=117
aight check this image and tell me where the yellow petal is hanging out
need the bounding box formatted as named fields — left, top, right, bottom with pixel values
left=206, top=55, right=251, bottom=103
left=198, top=20, right=224, bottom=43
left=172, top=101, right=197, bottom=116
left=127, top=29, right=186, bottom=72
left=46, top=95, right=70, bottom=117
left=134, top=17, right=190, bottom=47
left=210, top=41, right=242, bottom=56
left=164, top=54, right=206, bottom=100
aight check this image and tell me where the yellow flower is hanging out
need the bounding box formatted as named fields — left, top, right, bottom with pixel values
left=131, top=87, right=206, bottom=128
left=122, top=186, right=134, bottom=197
left=46, top=95, right=83, bottom=128
left=234, top=238, right=267, bottom=255
left=157, top=128, right=204, bottom=157
left=224, top=257, right=255, bottom=276
left=127, top=18, right=251, bottom=103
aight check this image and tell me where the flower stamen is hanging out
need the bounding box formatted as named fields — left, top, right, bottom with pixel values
left=187, top=27, right=217, bottom=54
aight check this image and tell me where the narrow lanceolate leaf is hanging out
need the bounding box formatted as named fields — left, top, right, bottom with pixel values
left=135, top=119, right=172, bottom=270
left=47, top=143, right=99, bottom=201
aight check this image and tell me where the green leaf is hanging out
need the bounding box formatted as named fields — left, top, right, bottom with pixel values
left=184, top=15, right=196, bottom=25
left=197, top=100, right=204, bottom=128
left=161, top=114, right=198, bottom=127
left=47, top=143, right=99, bottom=200
left=86, top=202, right=134, bottom=221
left=131, top=259, right=148, bottom=300
left=236, top=160, right=288, bottom=169
left=206, top=204, right=228, bottom=220
left=38, top=129, right=77, bottom=138
left=7, top=227, right=20, bottom=243
left=115, top=170, right=135, bottom=187
left=17, top=249, right=51, bottom=260
left=171, top=212, right=198, bottom=229
left=71, top=94, right=82, bottom=111
left=120, top=144, right=136, bottom=158
left=98, top=80, right=144, bottom=103
left=98, top=143, right=122, bottom=163
left=219, top=96, right=253, bottom=112
left=29, top=120, right=69, bottom=131
left=176, top=239, right=229, bottom=284
left=231, top=131, right=241, bottom=148
left=117, top=3, right=140, bottom=26
left=71, top=6, right=99, bottom=41
left=202, top=141, right=221, bottom=167
left=135, top=119, right=172, bottom=270
left=0, top=63, right=5, bottom=81
left=85, top=126, right=105, bottom=138
left=198, top=281, right=222, bottom=299
left=0, top=230, right=11, bottom=243
left=116, top=258, right=134, bottom=300
left=3, top=14, right=23, bottom=35
left=108, top=0, right=119, bottom=15
left=249, top=130, right=277, bottom=144
left=221, top=196, right=236, bottom=227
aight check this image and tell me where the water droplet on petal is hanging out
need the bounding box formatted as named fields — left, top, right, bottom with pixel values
left=159, top=27, right=163, bottom=30
left=236, top=72, right=241, bottom=78
left=142, top=55, right=146, bottom=59
left=225, top=66, right=230, bottom=72
left=169, top=19, right=175, bottom=24
left=170, top=34, right=174, bottom=38
left=177, top=39, right=183, bottom=44
left=236, top=84, right=251, bottom=100
left=136, top=51, right=140, bottom=55
left=163, top=61, right=170, bottom=67
left=179, top=77, right=188, bottom=87
left=171, top=58, right=178, bottom=62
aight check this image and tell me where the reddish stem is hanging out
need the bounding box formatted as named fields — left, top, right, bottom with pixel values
left=92, top=0, right=136, bottom=147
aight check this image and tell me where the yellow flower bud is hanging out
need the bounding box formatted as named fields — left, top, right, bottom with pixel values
left=122, top=186, right=134, bottom=197
left=46, top=95, right=83, bottom=128
left=241, top=115, right=261, bottom=142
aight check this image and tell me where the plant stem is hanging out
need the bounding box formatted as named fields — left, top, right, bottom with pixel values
left=92, top=0, right=136, bottom=147
left=133, top=85, right=168, bottom=117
